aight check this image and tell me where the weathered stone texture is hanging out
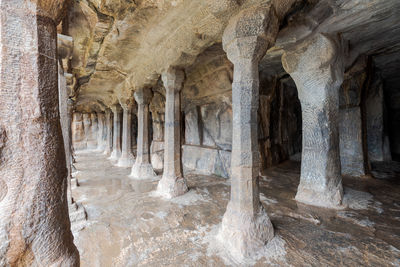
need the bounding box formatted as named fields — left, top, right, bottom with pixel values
left=217, top=6, right=278, bottom=262
left=282, top=33, right=345, bottom=208
left=258, top=75, right=302, bottom=169
left=182, top=145, right=231, bottom=178
left=0, top=1, right=79, bottom=265
left=366, top=72, right=392, bottom=162
left=72, top=112, right=86, bottom=150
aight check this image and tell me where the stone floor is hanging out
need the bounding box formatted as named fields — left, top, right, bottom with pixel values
left=71, top=151, right=400, bottom=266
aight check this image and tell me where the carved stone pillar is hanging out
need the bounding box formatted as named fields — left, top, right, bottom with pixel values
left=118, top=102, right=135, bottom=167
left=82, top=113, right=91, bottom=148
left=282, top=33, right=345, bottom=208
left=0, top=1, right=79, bottom=265
left=130, top=88, right=156, bottom=178
left=87, top=113, right=98, bottom=149
left=339, top=56, right=369, bottom=176
left=72, top=112, right=86, bottom=150
left=216, top=7, right=278, bottom=261
left=57, top=34, right=74, bottom=200
left=150, top=94, right=165, bottom=171
left=104, top=109, right=113, bottom=155
left=109, top=105, right=122, bottom=160
left=156, top=68, right=188, bottom=198
left=96, top=112, right=106, bottom=151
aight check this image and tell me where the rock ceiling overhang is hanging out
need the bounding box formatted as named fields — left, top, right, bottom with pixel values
left=65, top=0, right=400, bottom=112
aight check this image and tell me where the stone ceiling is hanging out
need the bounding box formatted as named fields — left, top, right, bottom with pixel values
left=64, top=0, right=400, bottom=112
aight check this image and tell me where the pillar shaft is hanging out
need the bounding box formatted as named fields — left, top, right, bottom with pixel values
left=0, top=1, right=79, bottom=265
left=72, top=112, right=86, bottom=150
left=110, top=106, right=122, bottom=160
left=104, top=109, right=113, bottom=155
left=216, top=6, right=278, bottom=262
left=163, top=86, right=183, bottom=178
left=136, top=103, right=151, bottom=164
left=117, top=106, right=135, bottom=167
left=230, top=59, right=260, bottom=214
left=96, top=112, right=105, bottom=151
left=130, top=89, right=156, bottom=179
left=282, top=33, right=345, bottom=208
left=156, top=68, right=188, bottom=198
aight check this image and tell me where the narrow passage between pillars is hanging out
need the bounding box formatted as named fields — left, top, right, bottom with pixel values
left=156, top=67, right=188, bottom=198
left=130, top=88, right=157, bottom=179
left=282, top=33, right=345, bottom=208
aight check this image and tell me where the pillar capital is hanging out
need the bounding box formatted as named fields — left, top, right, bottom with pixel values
left=57, top=34, right=73, bottom=59
left=120, top=99, right=135, bottom=111
left=222, top=6, right=279, bottom=63
left=111, top=104, right=122, bottom=113
left=36, top=0, right=69, bottom=24
left=134, top=88, right=153, bottom=105
left=282, top=33, right=345, bottom=100
left=161, top=67, right=185, bottom=93
left=207, top=0, right=239, bottom=18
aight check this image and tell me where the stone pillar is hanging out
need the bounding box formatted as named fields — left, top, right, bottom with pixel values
left=130, top=88, right=156, bottom=179
left=366, top=74, right=392, bottom=161
left=72, top=112, right=86, bottom=150
left=0, top=1, right=79, bottom=265
left=156, top=68, right=188, bottom=198
left=96, top=112, right=106, bottom=151
left=104, top=109, right=113, bottom=155
left=117, top=102, right=135, bottom=167
left=109, top=105, right=122, bottom=160
left=150, top=94, right=165, bottom=171
left=82, top=113, right=91, bottom=148
left=87, top=113, right=98, bottom=149
left=282, top=33, right=345, bottom=208
left=57, top=34, right=74, bottom=202
left=216, top=7, right=278, bottom=262
left=339, top=56, right=369, bottom=176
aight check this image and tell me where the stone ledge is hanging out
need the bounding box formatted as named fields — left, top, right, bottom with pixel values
left=182, top=145, right=231, bottom=178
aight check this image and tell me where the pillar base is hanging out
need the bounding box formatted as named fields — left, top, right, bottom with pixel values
left=130, top=163, right=157, bottom=179
left=295, top=182, right=344, bottom=209
left=108, top=150, right=121, bottom=161
left=95, top=145, right=105, bottom=153
left=217, top=201, right=274, bottom=262
left=117, top=154, right=135, bottom=168
left=156, top=175, right=188, bottom=199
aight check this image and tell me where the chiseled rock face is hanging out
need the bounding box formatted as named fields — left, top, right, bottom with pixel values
left=0, top=1, right=79, bottom=265
left=282, top=33, right=345, bottom=209
left=182, top=145, right=231, bottom=178
left=339, top=56, right=368, bottom=176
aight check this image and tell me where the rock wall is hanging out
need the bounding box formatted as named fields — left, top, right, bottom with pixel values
left=180, top=44, right=233, bottom=178
left=259, top=75, right=302, bottom=169
left=366, top=71, right=392, bottom=162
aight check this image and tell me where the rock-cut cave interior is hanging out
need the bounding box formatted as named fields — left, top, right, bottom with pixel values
left=1, top=0, right=400, bottom=266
